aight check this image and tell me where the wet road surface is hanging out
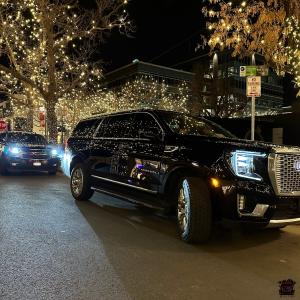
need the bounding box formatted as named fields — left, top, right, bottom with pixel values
left=0, top=173, right=300, bottom=299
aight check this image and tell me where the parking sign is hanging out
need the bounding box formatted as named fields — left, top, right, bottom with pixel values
left=247, top=76, right=261, bottom=97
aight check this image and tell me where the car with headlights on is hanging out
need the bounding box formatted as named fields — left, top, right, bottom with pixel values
left=66, top=109, right=300, bottom=243
left=0, top=131, right=60, bottom=175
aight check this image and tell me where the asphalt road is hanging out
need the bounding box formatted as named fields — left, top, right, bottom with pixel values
left=0, top=173, right=300, bottom=300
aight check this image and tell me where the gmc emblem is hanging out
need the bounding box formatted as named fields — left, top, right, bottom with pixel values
left=294, top=160, right=300, bottom=172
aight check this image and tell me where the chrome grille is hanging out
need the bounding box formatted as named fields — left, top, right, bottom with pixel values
left=21, top=147, right=48, bottom=159
left=274, top=153, right=300, bottom=195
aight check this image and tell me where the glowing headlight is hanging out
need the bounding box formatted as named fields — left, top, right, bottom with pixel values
left=51, top=149, right=58, bottom=156
left=9, top=147, right=21, bottom=155
left=230, top=150, right=267, bottom=181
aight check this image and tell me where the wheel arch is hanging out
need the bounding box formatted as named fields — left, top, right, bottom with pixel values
left=70, top=155, right=85, bottom=174
left=162, top=164, right=210, bottom=199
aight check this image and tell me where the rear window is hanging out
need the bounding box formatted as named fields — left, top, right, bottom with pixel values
left=72, top=119, right=99, bottom=137
left=95, top=115, right=135, bottom=138
left=7, top=133, right=46, bottom=145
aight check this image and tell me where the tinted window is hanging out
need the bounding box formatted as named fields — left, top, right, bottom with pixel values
left=133, top=113, right=163, bottom=139
left=160, top=112, right=235, bottom=138
left=0, top=133, right=5, bottom=143
left=96, top=115, right=135, bottom=138
left=73, top=119, right=99, bottom=137
left=7, top=133, right=47, bottom=145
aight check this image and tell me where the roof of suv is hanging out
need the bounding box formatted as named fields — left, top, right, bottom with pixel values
left=5, top=131, right=43, bottom=135
left=82, top=109, right=180, bottom=122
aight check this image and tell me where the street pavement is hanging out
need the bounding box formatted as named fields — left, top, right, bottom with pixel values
left=0, top=173, right=300, bottom=300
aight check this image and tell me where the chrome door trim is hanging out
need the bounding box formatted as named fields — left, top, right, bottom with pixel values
left=91, top=174, right=158, bottom=194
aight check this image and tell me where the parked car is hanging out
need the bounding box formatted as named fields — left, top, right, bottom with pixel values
left=66, top=109, right=300, bottom=243
left=0, top=131, right=60, bottom=175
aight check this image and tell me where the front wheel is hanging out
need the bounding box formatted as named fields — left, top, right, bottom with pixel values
left=0, top=158, right=9, bottom=176
left=177, top=177, right=212, bottom=243
left=70, top=163, right=94, bottom=201
left=48, top=170, right=57, bottom=176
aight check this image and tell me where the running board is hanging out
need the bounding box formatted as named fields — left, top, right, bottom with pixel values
left=91, top=187, right=164, bottom=210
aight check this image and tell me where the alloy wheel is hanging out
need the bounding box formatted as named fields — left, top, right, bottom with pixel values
left=177, top=179, right=191, bottom=236
left=71, top=167, right=84, bottom=196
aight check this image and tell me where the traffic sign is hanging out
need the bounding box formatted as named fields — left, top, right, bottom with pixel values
left=247, top=76, right=261, bottom=97
left=240, top=65, right=269, bottom=77
left=240, top=66, right=256, bottom=77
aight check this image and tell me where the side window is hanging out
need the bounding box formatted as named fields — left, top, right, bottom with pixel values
left=72, top=119, right=99, bottom=138
left=133, top=113, right=163, bottom=139
left=0, top=133, right=5, bottom=143
left=96, top=115, right=135, bottom=138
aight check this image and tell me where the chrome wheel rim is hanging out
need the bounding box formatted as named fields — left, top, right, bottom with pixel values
left=71, top=168, right=83, bottom=196
left=177, top=179, right=190, bottom=235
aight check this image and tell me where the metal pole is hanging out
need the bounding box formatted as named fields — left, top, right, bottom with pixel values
left=251, top=96, right=255, bottom=141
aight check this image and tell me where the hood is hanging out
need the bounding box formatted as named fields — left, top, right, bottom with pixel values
left=8, top=143, right=47, bottom=149
left=179, top=135, right=300, bottom=153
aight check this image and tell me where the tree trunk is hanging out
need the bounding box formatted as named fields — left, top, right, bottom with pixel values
left=46, top=100, right=58, bottom=143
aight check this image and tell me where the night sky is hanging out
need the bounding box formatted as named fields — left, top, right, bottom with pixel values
left=100, top=0, right=206, bottom=72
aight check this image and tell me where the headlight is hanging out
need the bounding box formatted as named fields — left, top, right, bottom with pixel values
left=9, top=147, right=21, bottom=155
left=230, top=150, right=267, bottom=181
left=51, top=149, right=58, bottom=156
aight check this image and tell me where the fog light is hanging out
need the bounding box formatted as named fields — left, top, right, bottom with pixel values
left=237, top=194, right=246, bottom=211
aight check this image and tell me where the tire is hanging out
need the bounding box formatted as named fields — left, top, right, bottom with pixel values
left=176, top=177, right=212, bottom=243
left=70, top=163, right=94, bottom=201
left=0, top=159, right=9, bottom=176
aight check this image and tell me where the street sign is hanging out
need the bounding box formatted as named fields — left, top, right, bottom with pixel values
left=247, top=76, right=261, bottom=97
left=240, top=65, right=269, bottom=77
left=240, top=66, right=257, bottom=77
left=0, top=120, right=7, bottom=131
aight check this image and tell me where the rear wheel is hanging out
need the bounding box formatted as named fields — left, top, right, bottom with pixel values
left=177, top=177, right=212, bottom=243
left=70, top=163, right=94, bottom=201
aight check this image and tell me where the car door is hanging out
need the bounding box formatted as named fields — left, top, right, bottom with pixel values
left=90, top=114, right=135, bottom=182
left=89, top=117, right=114, bottom=179
left=127, top=112, right=165, bottom=193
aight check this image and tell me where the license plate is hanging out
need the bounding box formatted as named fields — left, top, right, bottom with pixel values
left=33, top=162, right=42, bottom=167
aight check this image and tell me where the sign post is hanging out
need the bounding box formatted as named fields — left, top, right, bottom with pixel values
left=246, top=76, right=261, bottom=141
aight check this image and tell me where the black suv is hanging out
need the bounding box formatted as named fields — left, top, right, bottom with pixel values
left=67, top=110, right=300, bottom=243
left=0, top=131, right=60, bottom=175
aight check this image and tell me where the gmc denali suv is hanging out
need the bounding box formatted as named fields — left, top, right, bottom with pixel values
left=66, top=109, right=300, bottom=243
left=0, top=131, right=60, bottom=175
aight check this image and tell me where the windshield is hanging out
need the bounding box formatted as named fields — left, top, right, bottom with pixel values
left=7, top=133, right=47, bottom=145
left=160, top=112, right=235, bottom=138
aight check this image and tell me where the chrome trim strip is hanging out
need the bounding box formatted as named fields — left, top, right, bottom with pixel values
left=91, top=175, right=158, bottom=194
left=267, top=217, right=300, bottom=228
left=269, top=218, right=300, bottom=224
left=238, top=203, right=269, bottom=218
left=91, top=187, right=162, bottom=209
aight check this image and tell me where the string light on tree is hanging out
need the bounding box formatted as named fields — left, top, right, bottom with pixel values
left=203, top=0, right=300, bottom=94
left=0, top=0, right=132, bottom=140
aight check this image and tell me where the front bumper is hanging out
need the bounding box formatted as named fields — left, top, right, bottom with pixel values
left=213, top=179, right=300, bottom=226
left=5, top=157, right=60, bottom=171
